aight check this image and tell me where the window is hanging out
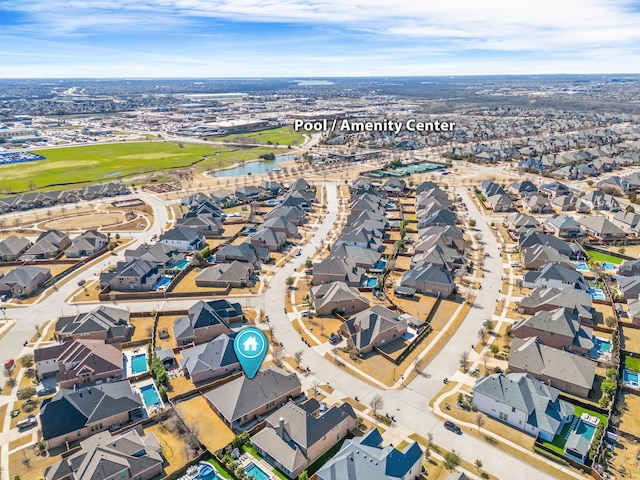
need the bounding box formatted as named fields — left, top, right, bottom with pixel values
left=499, top=412, right=508, bottom=421
left=511, top=407, right=516, bottom=413
left=120, top=472, right=125, bottom=478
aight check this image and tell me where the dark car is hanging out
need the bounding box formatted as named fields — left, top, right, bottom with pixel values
left=444, top=421, right=462, bottom=435
left=37, top=386, right=55, bottom=396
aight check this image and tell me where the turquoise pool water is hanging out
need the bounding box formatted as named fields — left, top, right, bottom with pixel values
left=140, top=384, right=161, bottom=408
left=153, top=275, right=172, bottom=291
left=575, top=420, right=596, bottom=440
left=587, top=287, right=606, bottom=301
left=624, top=369, right=639, bottom=386
left=245, top=463, right=269, bottom=480
left=602, top=262, right=617, bottom=271
left=574, top=262, right=590, bottom=272
left=131, top=354, right=148, bottom=375
left=365, top=277, right=379, bottom=288
left=173, top=259, right=191, bottom=270
left=197, top=462, right=220, bottom=480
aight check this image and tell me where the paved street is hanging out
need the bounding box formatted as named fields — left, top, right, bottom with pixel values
left=0, top=180, right=561, bottom=480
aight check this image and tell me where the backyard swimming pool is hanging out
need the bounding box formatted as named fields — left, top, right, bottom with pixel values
left=140, top=384, right=162, bottom=408
left=623, top=369, right=639, bottom=388
left=153, top=275, right=172, bottom=291
left=173, top=259, right=191, bottom=270
left=245, top=463, right=269, bottom=480
left=587, top=287, right=606, bottom=301
left=574, top=262, right=590, bottom=272
left=575, top=419, right=596, bottom=440
left=131, top=354, right=148, bottom=375
left=602, top=262, right=617, bottom=271
left=365, top=277, right=379, bottom=288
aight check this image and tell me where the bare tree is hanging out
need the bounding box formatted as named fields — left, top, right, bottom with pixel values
left=475, top=413, right=486, bottom=433
left=369, top=394, right=384, bottom=417
left=272, top=347, right=283, bottom=367
left=459, top=351, right=470, bottom=372
left=312, top=380, right=320, bottom=398
left=293, top=350, right=304, bottom=368
left=481, top=351, right=490, bottom=371
left=478, top=327, right=488, bottom=346
left=332, top=346, right=340, bottom=363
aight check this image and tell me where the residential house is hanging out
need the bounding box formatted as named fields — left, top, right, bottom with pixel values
left=250, top=227, right=287, bottom=252
left=617, top=276, right=640, bottom=300
left=480, top=181, right=505, bottom=198
left=280, top=191, right=314, bottom=211
left=79, top=182, right=129, bottom=199
left=417, top=208, right=458, bottom=228
left=261, top=215, right=299, bottom=238
left=619, top=259, right=640, bottom=277
left=259, top=180, right=283, bottom=197
left=626, top=299, right=640, bottom=326
left=0, top=236, right=31, bottom=262
left=523, top=263, right=588, bottom=290
left=65, top=230, right=108, bottom=258
left=40, top=381, right=144, bottom=449
left=612, top=210, right=640, bottom=234
left=519, top=232, right=585, bottom=260
left=340, top=305, right=408, bottom=354
left=21, top=230, right=71, bottom=260
left=316, top=428, right=422, bottom=480
left=55, top=306, right=131, bottom=344
left=100, top=259, right=162, bottom=292
left=382, top=178, right=407, bottom=195
left=508, top=181, right=538, bottom=197
left=158, top=227, right=206, bottom=252
left=264, top=205, right=306, bottom=226
left=291, top=177, right=314, bottom=193
left=44, top=427, right=163, bottom=480
left=540, top=181, right=571, bottom=200
left=551, top=193, right=578, bottom=211
left=252, top=401, right=356, bottom=478
left=511, top=308, right=594, bottom=355
left=521, top=245, right=574, bottom=270
left=527, top=194, right=553, bottom=214
left=176, top=214, right=223, bottom=236
left=195, top=261, right=255, bottom=288
left=400, top=263, right=455, bottom=297
left=34, top=339, right=122, bottom=389
left=328, top=244, right=382, bottom=271
left=578, top=216, right=626, bottom=241
left=415, top=225, right=466, bottom=253
left=543, top=215, right=583, bottom=239
left=313, top=258, right=366, bottom=287
left=506, top=213, right=540, bottom=234
left=204, top=367, right=302, bottom=428
left=0, top=265, right=51, bottom=297
left=125, top=243, right=185, bottom=268
left=487, top=194, right=516, bottom=212
left=472, top=373, right=574, bottom=441
left=216, top=242, right=261, bottom=266
left=235, top=185, right=262, bottom=202
left=509, top=337, right=596, bottom=397
left=519, top=287, right=593, bottom=322
left=310, top=281, right=370, bottom=316
left=596, top=175, right=636, bottom=195
left=180, top=334, right=240, bottom=384
left=172, top=299, right=239, bottom=346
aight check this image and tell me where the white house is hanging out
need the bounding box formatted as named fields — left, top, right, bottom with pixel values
left=472, top=372, right=574, bottom=442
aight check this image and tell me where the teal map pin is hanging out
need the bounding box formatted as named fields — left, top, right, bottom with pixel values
left=233, top=327, right=268, bottom=379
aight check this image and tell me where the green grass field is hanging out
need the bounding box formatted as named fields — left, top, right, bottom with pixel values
left=585, top=250, right=624, bottom=265
left=0, top=142, right=280, bottom=193
left=212, top=125, right=305, bottom=146
left=625, top=355, right=640, bottom=372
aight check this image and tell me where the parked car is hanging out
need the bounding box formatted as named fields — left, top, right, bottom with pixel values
left=77, top=279, right=86, bottom=286
left=37, top=386, right=56, bottom=396
left=444, top=421, right=462, bottom=435
left=4, top=358, right=14, bottom=371
left=17, top=416, right=37, bottom=430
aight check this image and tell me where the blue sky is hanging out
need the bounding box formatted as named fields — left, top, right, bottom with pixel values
left=1, top=0, right=640, bottom=77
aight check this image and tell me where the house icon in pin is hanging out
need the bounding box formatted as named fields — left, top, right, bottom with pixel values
left=243, top=336, right=259, bottom=352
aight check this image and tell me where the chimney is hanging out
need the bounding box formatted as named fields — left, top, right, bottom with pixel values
left=277, top=417, right=285, bottom=438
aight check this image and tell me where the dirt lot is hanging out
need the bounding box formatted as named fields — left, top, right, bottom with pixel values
left=130, top=316, right=155, bottom=342
left=393, top=255, right=412, bottom=271
left=9, top=447, right=60, bottom=480
left=389, top=292, right=438, bottom=321
left=44, top=212, right=125, bottom=231
left=145, top=422, right=190, bottom=475
left=617, top=391, right=640, bottom=438
left=301, top=315, right=344, bottom=341
left=156, top=315, right=182, bottom=349
left=175, top=395, right=235, bottom=452
left=621, top=326, right=640, bottom=354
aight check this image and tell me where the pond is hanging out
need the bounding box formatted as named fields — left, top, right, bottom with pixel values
left=209, top=153, right=299, bottom=177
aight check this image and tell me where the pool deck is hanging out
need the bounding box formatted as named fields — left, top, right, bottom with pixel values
left=123, top=348, right=148, bottom=378
left=131, top=378, right=166, bottom=417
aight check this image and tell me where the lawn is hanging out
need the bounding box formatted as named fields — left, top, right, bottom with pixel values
left=625, top=355, right=640, bottom=372
left=0, top=142, right=280, bottom=192
left=585, top=249, right=623, bottom=265
left=541, top=404, right=607, bottom=455
left=213, top=125, right=305, bottom=146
